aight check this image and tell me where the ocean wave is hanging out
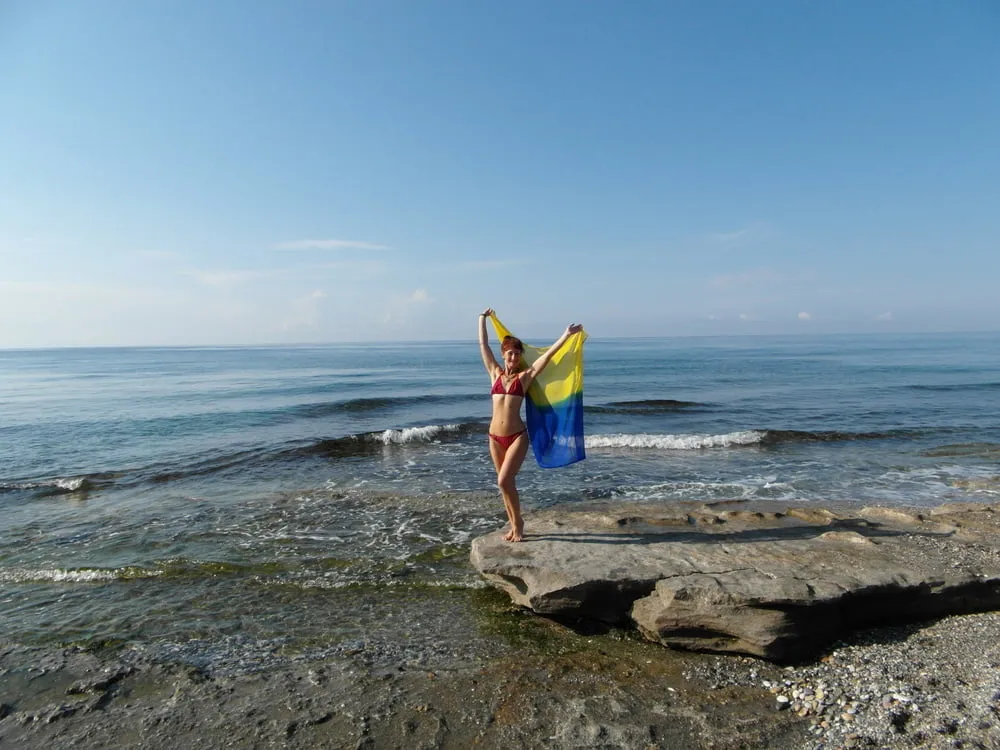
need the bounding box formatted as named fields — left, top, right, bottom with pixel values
left=125, top=421, right=480, bottom=485
left=923, top=443, right=1000, bottom=459
left=758, top=429, right=913, bottom=445
left=0, top=479, right=48, bottom=494
left=371, top=424, right=462, bottom=445
left=320, top=393, right=482, bottom=415
left=295, top=434, right=379, bottom=459
left=145, top=446, right=274, bottom=484
left=294, top=421, right=484, bottom=459
left=588, top=399, right=706, bottom=414
left=906, top=382, right=1000, bottom=393
left=0, top=473, right=117, bottom=497
left=950, top=475, right=1000, bottom=493
left=586, top=431, right=765, bottom=450
left=7, top=447, right=289, bottom=495
left=585, top=428, right=909, bottom=451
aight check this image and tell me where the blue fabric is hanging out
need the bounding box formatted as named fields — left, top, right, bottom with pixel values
left=526, top=393, right=586, bottom=468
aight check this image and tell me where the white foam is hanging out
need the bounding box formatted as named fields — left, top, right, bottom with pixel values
left=613, top=477, right=799, bottom=502
left=1, top=477, right=86, bottom=492
left=0, top=567, right=162, bottom=583
left=276, top=533, right=347, bottom=543
left=373, top=424, right=460, bottom=445
left=275, top=575, right=488, bottom=591
left=0, top=481, right=37, bottom=491
left=585, top=430, right=765, bottom=450
left=55, top=477, right=87, bottom=491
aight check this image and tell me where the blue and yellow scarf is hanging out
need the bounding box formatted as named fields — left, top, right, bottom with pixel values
left=489, top=314, right=587, bottom=468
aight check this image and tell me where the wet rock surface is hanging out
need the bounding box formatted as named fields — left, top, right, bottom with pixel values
left=471, top=501, right=1000, bottom=661
left=0, top=590, right=809, bottom=750
left=5, top=604, right=1000, bottom=749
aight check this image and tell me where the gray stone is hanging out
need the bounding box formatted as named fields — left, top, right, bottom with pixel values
left=470, top=501, right=1000, bottom=662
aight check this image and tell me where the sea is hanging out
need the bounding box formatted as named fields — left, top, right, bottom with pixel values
left=2, top=332, right=999, bottom=673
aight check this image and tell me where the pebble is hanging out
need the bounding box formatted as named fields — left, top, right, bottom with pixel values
left=683, top=607, right=1000, bottom=749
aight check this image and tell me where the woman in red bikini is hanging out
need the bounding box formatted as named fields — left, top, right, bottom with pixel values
left=478, top=308, right=583, bottom=542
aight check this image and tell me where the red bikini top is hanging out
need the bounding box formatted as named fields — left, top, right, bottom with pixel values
left=491, top=374, right=524, bottom=397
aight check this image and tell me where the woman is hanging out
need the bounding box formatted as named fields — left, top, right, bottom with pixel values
left=478, top=308, right=584, bottom=542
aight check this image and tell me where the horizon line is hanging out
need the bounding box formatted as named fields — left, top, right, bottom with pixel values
left=2, top=328, right=997, bottom=353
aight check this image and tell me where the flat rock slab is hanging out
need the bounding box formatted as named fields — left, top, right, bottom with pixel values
left=470, top=501, right=1000, bottom=662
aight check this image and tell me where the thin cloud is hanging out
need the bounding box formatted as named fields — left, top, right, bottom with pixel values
left=19, top=234, right=72, bottom=246
left=182, top=259, right=390, bottom=289
left=310, top=259, right=387, bottom=273
left=458, top=259, right=527, bottom=272
left=180, top=268, right=284, bottom=287
left=798, top=311, right=812, bottom=320
left=876, top=311, right=894, bottom=321
left=272, top=239, right=389, bottom=251
left=279, top=290, right=326, bottom=333
left=382, top=288, right=434, bottom=326
left=705, top=221, right=772, bottom=249
left=709, top=228, right=754, bottom=245
left=137, top=250, right=180, bottom=261
left=708, top=268, right=782, bottom=289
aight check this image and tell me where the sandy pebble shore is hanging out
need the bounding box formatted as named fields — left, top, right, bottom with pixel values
left=688, top=610, right=1000, bottom=749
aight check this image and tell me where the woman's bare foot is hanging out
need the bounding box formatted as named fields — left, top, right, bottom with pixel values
left=507, top=522, right=523, bottom=542
left=502, top=528, right=515, bottom=541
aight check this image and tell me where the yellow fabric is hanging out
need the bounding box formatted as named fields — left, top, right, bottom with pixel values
left=488, top=314, right=586, bottom=407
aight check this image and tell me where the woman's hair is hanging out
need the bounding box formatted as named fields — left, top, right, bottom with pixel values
left=501, top=335, right=524, bottom=353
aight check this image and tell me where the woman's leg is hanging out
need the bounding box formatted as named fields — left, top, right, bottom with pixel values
left=495, top=434, right=529, bottom=541
left=488, top=437, right=514, bottom=538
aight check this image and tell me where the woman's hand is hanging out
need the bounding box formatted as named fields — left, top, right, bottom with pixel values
left=565, top=323, right=583, bottom=336
left=481, top=308, right=495, bottom=318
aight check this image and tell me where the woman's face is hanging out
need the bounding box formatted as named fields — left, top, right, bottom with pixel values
left=503, top=347, right=522, bottom=370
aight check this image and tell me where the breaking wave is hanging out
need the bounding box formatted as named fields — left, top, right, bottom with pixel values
left=586, top=431, right=765, bottom=450
left=585, top=429, right=911, bottom=451
left=371, top=424, right=463, bottom=445
left=294, top=422, right=483, bottom=458
left=0, top=473, right=118, bottom=497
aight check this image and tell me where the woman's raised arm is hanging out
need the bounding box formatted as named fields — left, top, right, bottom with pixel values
left=478, top=308, right=500, bottom=376
left=526, top=323, right=583, bottom=380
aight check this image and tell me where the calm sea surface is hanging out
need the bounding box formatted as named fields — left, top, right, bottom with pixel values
left=2, top=333, right=999, bottom=669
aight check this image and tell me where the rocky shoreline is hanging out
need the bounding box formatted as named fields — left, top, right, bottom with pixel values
left=3, top=606, right=999, bottom=748
left=0, top=593, right=809, bottom=750
left=4, top=501, right=1000, bottom=748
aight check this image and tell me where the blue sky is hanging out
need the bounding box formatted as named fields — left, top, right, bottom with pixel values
left=2, top=1, right=998, bottom=347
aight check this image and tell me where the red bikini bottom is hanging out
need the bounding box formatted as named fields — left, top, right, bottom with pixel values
left=489, top=430, right=526, bottom=449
